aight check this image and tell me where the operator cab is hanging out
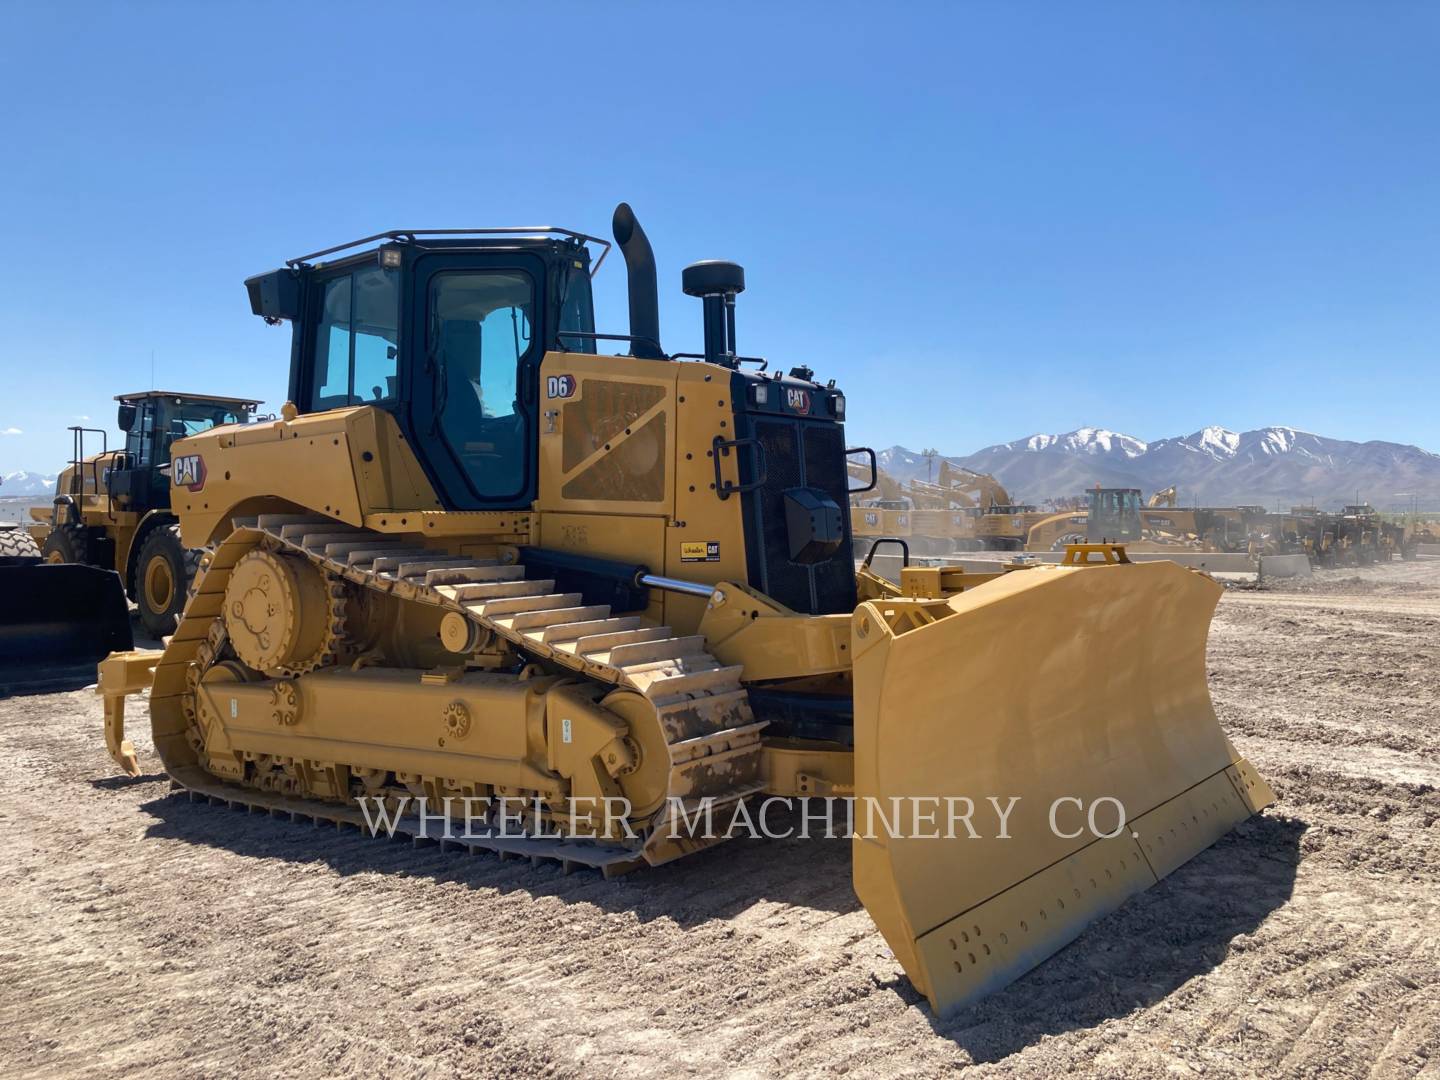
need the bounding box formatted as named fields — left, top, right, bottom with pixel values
left=1086, top=487, right=1144, bottom=543
left=112, top=391, right=260, bottom=510
left=247, top=227, right=602, bottom=513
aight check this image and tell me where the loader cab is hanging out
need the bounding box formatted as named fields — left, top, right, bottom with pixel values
left=1086, top=487, right=1144, bottom=543
left=111, top=391, right=259, bottom=510
left=249, top=230, right=600, bottom=512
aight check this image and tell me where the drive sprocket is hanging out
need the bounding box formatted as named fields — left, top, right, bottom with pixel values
left=222, top=547, right=344, bottom=678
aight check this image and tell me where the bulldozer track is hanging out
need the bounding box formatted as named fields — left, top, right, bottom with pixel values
left=148, top=513, right=767, bottom=873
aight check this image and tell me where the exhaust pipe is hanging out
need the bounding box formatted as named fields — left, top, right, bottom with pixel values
left=611, top=203, right=664, bottom=359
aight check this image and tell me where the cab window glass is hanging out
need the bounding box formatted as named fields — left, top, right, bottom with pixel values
left=429, top=270, right=535, bottom=499
left=310, top=267, right=398, bottom=408
left=126, top=402, right=155, bottom=467
left=557, top=262, right=596, bottom=354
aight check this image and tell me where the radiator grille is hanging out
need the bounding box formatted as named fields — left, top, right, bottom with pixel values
left=745, top=418, right=857, bottom=615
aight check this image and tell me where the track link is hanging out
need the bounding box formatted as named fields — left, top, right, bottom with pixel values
left=146, top=515, right=767, bottom=871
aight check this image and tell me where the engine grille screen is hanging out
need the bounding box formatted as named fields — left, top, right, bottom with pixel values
left=744, top=418, right=857, bottom=615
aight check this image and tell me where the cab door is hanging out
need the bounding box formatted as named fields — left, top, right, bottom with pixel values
left=406, top=252, right=549, bottom=511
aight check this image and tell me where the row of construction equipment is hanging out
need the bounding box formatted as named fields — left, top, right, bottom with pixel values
left=2, top=204, right=1276, bottom=1019
left=851, top=467, right=1425, bottom=565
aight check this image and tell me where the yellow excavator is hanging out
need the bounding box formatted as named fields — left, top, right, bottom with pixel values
left=97, top=205, right=1273, bottom=1016
left=847, top=461, right=914, bottom=556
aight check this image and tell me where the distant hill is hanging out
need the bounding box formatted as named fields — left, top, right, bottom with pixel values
left=880, top=426, right=1440, bottom=509
left=0, top=471, right=57, bottom=497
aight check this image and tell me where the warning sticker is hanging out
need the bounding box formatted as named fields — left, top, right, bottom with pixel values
left=681, top=541, right=721, bottom=563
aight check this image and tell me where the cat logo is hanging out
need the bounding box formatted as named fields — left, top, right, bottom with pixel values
left=546, top=374, right=576, bottom=399
left=864, top=511, right=879, bottom=527
left=172, top=454, right=206, bottom=492
left=786, top=388, right=811, bottom=414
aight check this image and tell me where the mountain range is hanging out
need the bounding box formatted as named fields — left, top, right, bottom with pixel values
left=880, top=426, right=1440, bottom=509
left=8, top=429, right=1438, bottom=509
left=0, top=471, right=58, bottom=497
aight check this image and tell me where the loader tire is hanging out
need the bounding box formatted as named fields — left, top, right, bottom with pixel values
left=41, top=524, right=93, bottom=566
left=135, top=524, right=198, bottom=638
left=0, top=525, right=42, bottom=564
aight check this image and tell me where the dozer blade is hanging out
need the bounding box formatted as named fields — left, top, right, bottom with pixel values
left=850, top=560, right=1274, bottom=1016
left=0, top=564, right=134, bottom=696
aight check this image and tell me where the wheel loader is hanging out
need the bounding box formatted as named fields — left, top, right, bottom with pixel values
left=96, top=204, right=1274, bottom=1015
left=28, top=391, right=260, bottom=636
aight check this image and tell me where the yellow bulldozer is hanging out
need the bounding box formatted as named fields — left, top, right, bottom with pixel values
left=96, top=205, right=1273, bottom=1015
left=29, top=392, right=261, bottom=637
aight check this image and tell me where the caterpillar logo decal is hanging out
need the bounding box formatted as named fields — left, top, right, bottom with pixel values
left=864, top=511, right=880, bottom=527
left=786, top=388, right=811, bottom=413
left=546, top=374, right=576, bottom=399
left=173, top=454, right=207, bottom=492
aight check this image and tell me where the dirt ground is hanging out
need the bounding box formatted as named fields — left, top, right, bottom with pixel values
left=1, top=561, right=1437, bottom=1079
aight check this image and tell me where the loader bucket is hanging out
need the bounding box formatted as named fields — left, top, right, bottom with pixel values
left=850, top=560, right=1273, bottom=1015
left=0, top=564, right=134, bottom=696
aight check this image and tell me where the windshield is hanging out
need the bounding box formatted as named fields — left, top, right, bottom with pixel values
left=167, top=400, right=253, bottom=437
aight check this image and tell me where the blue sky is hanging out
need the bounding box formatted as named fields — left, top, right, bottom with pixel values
left=2, top=3, right=1437, bottom=476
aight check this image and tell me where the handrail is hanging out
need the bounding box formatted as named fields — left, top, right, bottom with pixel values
left=287, top=226, right=612, bottom=277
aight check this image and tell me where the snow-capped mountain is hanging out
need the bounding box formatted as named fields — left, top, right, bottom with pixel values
left=996, top=428, right=1149, bottom=459
left=0, top=471, right=57, bottom=497
left=880, top=426, right=1440, bottom=508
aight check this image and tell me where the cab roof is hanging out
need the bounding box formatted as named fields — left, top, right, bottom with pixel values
left=115, top=391, right=262, bottom=408
left=286, top=226, right=610, bottom=272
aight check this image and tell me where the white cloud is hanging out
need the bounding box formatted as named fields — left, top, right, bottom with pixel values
left=74, top=414, right=90, bottom=421
left=1, top=427, right=22, bottom=436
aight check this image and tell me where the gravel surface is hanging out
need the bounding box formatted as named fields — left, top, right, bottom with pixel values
left=1, top=560, right=1437, bottom=1078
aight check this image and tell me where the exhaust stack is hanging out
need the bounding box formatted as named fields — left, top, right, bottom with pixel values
left=611, top=203, right=664, bottom=359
